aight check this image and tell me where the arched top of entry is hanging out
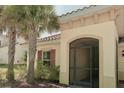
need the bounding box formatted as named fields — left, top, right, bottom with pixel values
left=70, top=37, right=99, bottom=48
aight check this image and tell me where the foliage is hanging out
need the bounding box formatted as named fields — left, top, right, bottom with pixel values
left=35, top=61, right=42, bottom=79
left=0, top=64, right=27, bottom=81
left=0, top=6, right=26, bottom=32
left=0, top=68, right=7, bottom=80
left=48, top=65, right=60, bottom=81
left=0, top=72, right=2, bottom=80
left=24, top=5, right=60, bottom=83
left=0, top=6, right=27, bottom=81
left=0, top=5, right=60, bottom=83
left=35, top=61, right=49, bottom=80
left=22, top=51, right=27, bottom=63
left=35, top=61, right=60, bottom=82
left=6, top=69, right=14, bottom=81
left=15, top=64, right=27, bottom=80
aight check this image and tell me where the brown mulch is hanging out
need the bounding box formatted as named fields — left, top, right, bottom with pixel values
left=0, top=80, right=68, bottom=88
left=18, top=81, right=67, bottom=88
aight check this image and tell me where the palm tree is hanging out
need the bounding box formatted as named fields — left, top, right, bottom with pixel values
left=0, top=6, right=4, bottom=34
left=23, top=5, right=59, bottom=84
left=0, top=5, right=59, bottom=83
left=0, top=6, right=26, bottom=81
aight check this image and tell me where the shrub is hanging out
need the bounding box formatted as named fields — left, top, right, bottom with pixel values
left=15, top=64, right=27, bottom=80
left=35, top=61, right=60, bottom=82
left=35, top=61, right=43, bottom=80
left=35, top=61, right=49, bottom=80
left=48, top=65, right=60, bottom=82
left=0, top=71, right=3, bottom=80
left=22, top=51, right=27, bottom=63
left=0, top=64, right=27, bottom=81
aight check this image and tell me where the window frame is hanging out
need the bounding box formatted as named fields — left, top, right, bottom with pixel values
left=42, top=50, right=51, bottom=65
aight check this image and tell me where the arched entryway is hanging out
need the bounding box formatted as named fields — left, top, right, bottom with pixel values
left=69, top=37, right=99, bottom=88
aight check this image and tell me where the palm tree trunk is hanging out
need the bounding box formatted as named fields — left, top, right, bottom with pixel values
left=7, top=26, right=16, bottom=81
left=27, top=26, right=37, bottom=84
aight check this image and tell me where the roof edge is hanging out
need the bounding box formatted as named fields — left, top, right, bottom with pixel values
left=58, top=5, right=95, bottom=17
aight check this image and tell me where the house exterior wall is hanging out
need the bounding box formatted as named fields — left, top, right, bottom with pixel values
left=0, top=5, right=124, bottom=88
left=35, top=40, right=60, bottom=66
left=0, top=35, right=9, bottom=47
left=59, top=21, right=118, bottom=88
left=59, top=6, right=124, bottom=38
left=0, top=43, right=27, bottom=64
left=115, top=6, right=124, bottom=37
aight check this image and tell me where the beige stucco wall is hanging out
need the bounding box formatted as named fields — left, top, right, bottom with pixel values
left=0, top=46, right=8, bottom=64
left=59, top=6, right=124, bottom=38
left=115, top=6, right=124, bottom=37
left=0, top=44, right=27, bottom=64
left=60, top=21, right=118, bottom=88
left=36, top=40, right=60, bottom=66
left=0, top=35, right=9, bottom=47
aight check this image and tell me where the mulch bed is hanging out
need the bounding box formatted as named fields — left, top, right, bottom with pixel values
left=18, top=82, right=68, bottom=88
left=0, top=80, right=68, bottom=88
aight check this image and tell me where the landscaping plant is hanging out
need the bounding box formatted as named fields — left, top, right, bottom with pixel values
left=35, top=61, right=60, bottom=82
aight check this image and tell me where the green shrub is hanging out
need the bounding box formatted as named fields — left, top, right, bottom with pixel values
left=35, top=61, right=49, bottom=80
left=0, top=64, right=8, bottom=68
left=22, top=51, right=27, bottom=63
left=35, top=61, right=60, bottom=82
left=0, top=71, right=3, bottom=80
left=15, top=64, right=27, bottom=80
left=48, top=65, right=60, bottom=81
left=35, top=61, right=43, bottom=80
left=0, top=64, right=27, bottom=81
left=0, top=70, right=7, bottom=80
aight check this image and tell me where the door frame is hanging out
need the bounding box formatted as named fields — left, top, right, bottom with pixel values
left=69, top=38, right=99, bottom=88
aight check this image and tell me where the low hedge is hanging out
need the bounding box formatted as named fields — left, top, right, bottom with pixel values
left=0, top=64, right=26, bottom=68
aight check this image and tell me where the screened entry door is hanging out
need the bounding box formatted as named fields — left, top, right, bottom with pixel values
left=69, top=46, right=99, bottom=88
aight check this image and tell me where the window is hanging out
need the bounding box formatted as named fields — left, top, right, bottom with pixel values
left=43, top=51, right=50, bottom=65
